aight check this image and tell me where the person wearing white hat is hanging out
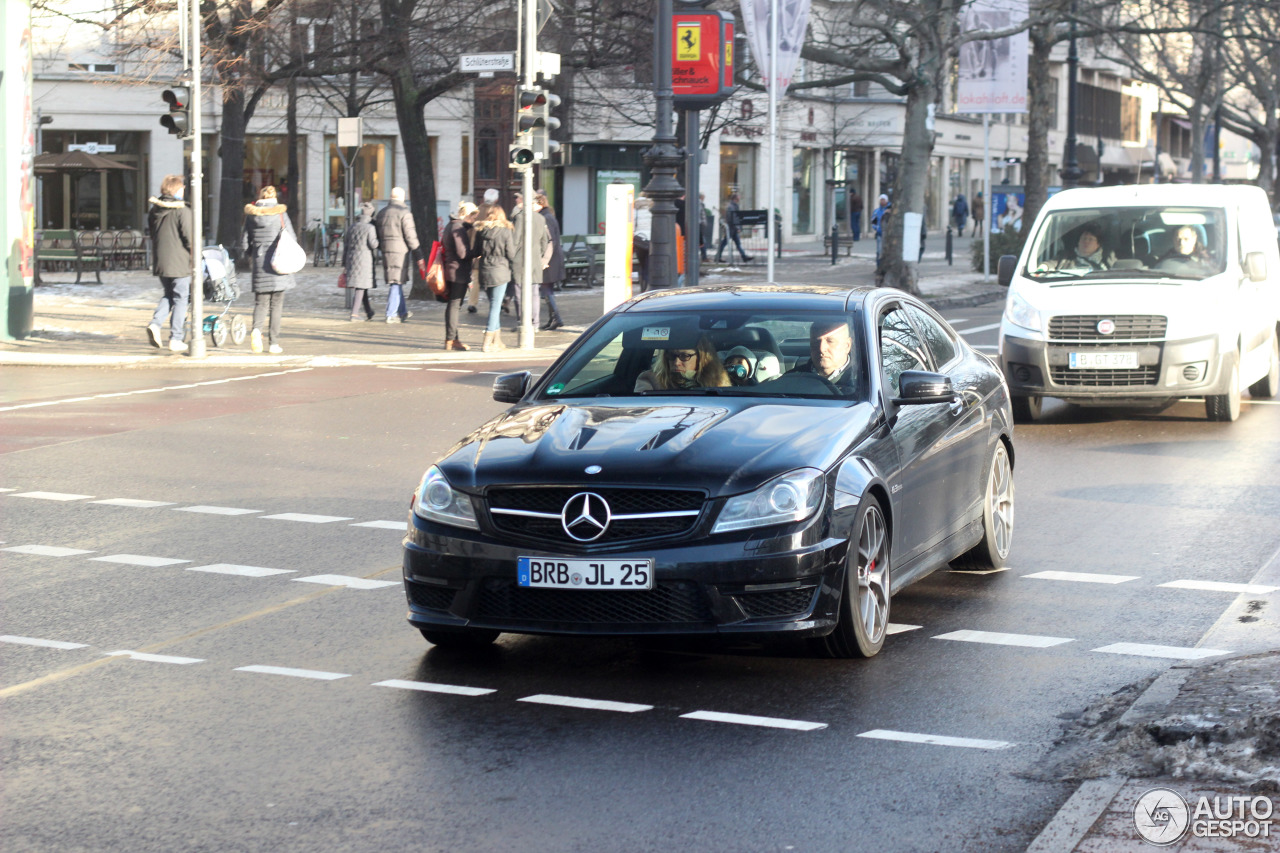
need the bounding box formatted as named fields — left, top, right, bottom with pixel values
left=373, top=186, right=421, bottom=323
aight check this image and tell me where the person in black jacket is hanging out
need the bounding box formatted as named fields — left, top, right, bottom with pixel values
left=440, top=201, right=479, bottom=350
left=241, top=185, right=296, bottom=354
left=146, top=174, right=193, bottom=353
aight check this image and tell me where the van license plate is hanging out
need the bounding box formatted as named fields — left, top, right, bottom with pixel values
left=1069, top=351, right=1138, bottom=369
left=517, top=557, right=653, bottom=590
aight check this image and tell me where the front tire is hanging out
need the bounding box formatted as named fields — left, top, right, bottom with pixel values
left=813, top=498, right=890, bottom=659
left=1248, top=332, right=1280, bottom=399
left=1011, top=395, right=1042, bottom=423
left=952, top=440, right=1014, bottom=570
left=420, top=627, right=500, bottom=649
left=1205, top=356, right=1241, bottom=422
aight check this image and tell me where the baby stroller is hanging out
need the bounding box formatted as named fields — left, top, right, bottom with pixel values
left=200, top=244, right=247, bottom=347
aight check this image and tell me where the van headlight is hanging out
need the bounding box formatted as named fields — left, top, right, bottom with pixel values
left=413, top=466, right=479, bottom=530
left=1004, top=292, right=1043, bottom=332
left=713, top=469, right=825, bottom=533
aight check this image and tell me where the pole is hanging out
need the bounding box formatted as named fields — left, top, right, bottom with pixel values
left=1060, top=0, right=1083, bottom=190
left=188, top=0, right=205, bottom=358
left=983, top=113, right=990, bottom=282
left=641, top=0, right=683, bottom=289
left=766, top=0, right=778, bottom=284
left=684, top=108, right=700, bottom=287
left=519, top=0, right=536, bottom=347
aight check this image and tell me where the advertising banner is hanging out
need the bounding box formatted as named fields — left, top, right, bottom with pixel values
left=956, top=0, right=1028, bottom=114
left=739, top=0, right=811, bottom=94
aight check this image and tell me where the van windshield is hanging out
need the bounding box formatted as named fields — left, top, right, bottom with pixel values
left=1025, top=207, right=1227, bottom=281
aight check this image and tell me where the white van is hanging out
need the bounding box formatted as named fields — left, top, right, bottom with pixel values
left=997, top=184, right=1280, bottom=422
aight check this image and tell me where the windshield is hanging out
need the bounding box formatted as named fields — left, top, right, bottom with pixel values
left=1025, top=206, right=1228, bottom=281
left=539, top=310, right=870, bottom=402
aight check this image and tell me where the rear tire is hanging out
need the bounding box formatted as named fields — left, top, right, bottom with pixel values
left=1205, top=356, right=1241, bottom=422
left=952, top=440, right=1014, bottom=570
left=1248, top=333, right=1280, bottom=399
left=812, top=498, right=890, bottom=659
left=1011, top=395, right=1042, bottom=423
left=420, top=627, right=500, bottom=649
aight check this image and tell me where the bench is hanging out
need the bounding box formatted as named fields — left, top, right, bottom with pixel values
left=822, top=230, right=857, bottom=257
left=562, top=234, right=605, bottom=287
left=35, top=229, right=105, bottom=284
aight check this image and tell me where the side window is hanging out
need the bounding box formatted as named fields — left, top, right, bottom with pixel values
left=906, top=305, right=957, bottom=369
left=879, top=306, right=929, bottom=396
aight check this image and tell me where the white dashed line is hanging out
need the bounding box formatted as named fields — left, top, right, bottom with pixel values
left=105, top=650, right=204, bottom=665
left=519, top=694, right=654, bottom=713
left=234, top=665, right=350, bottom=680
left=424, top=368, right=473, bottom=373
left=3, top=545, right=95, bottom=557
left=949, top=566, right=1010, bottom=575
left=1, top=635, right=89, bottom=650
left=887, top=623, right=922, bottom=635
left=10, top=491, right=93, bottom=501
left=173, top=505, right=262, bottom=515
left=375, top=365, right=422, bottom=371
left=293, top=575, right=399, bottom=590
left=957, top=322, right=1002, bottom=335
left=187, top=564, right=295, bottom=578
left=91, top=498, right=177, bottom=508
left=373, top=679, right=496, bottom=696
left=350, top=520, right=405, bottom=530
left=857, top=729, right=1013, bottom=750
left=0, top=488, right=17, bottom=492
left=934, top=629, right=1074, bottom=648
left=1023, top=571, right=1139, bottom=584
left=1092, top=643, right=1232, bottom=660
left=1159, top=579, right=1279, bottom=594
left=973, top=344, right=999, bottom=351
left=260, top=513, right=354, bottom=524
left=90, top=554, right=190, bottom=567
left=0, top=369, right=314, bottom=412
left=680, top=710, right=827, bottom=731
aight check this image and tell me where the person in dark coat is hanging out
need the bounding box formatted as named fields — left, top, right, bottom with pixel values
left=715, top=192, right=752, bottom=264
left=535, top=191, right=565, bottom=331
left=343, top=202, right=379, bottom=321
left=241, top=185, right=296, bottom=354
left=971, top=192, right=984, bottom=237
left=146, top=173, right=193, bottom=353
left=849, top=189, right=863, bottom=241
left=440, top=201, right=479, bottom=350
left=951, top=194, right=969, bottom=233
left=373, top=186, right=420, bottom=324
left=512, top=196, right=549, bottom=330
left=475, top=205, right=518, bottom=352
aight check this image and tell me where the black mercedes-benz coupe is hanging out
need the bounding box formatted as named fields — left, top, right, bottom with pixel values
left=403, top=285, right=1015, bottom=657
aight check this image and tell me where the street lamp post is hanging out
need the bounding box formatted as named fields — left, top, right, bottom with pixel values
left=641, top=0, right=684, bottom=290
left=1060, top=0, right=1083, bottom=190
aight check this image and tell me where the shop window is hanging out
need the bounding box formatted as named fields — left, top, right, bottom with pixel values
left=792, top=147, right=814, bottom=235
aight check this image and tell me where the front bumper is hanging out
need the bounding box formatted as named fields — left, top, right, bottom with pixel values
left=1000, top=331, right=1229, bottom=404
left=402, top=513, right=848, bottom=638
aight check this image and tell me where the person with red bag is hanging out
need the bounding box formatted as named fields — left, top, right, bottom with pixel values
left=440, top=201, right=480, bottom=351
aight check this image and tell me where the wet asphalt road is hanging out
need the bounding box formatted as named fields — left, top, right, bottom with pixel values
left=3, top=304, right=1279, bottom=853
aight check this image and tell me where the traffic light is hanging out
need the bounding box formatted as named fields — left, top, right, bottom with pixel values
left=509, top=141, right=536, bottom=169
left=160, top=86, right=190, bottom=138
left=514, top=86, right=561, bottom=162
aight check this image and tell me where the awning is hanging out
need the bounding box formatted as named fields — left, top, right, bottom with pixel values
left=1170, top=117, right=1192, bottom=131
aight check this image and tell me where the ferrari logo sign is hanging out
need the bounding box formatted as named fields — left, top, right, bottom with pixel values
left=676, top=23, right=701, bottom=62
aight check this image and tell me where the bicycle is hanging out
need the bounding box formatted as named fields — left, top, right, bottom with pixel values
left=310, top=218, right=329, bottom=267
left=328, top=228, right=343, bottom=266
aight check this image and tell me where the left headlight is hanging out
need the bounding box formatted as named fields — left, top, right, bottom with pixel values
left=412, top=466, right=479, bottom=530
left=712, top=468, right=825, bottom=534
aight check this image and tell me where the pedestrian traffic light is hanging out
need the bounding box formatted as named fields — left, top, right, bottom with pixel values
left=515, top=86, right=561, bottom=161
left=160, top=86, right=190, bottom=137
left=510, top=141, right=536, bottom=169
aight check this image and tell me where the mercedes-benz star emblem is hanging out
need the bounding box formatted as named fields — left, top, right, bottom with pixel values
left=561, top=491, right=611, bottom=542
left=1097, top=319, right=1116, bottom=335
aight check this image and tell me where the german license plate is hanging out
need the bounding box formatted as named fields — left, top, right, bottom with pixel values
left=517, top=557, right=653, bottom=590
left=1069, top=351, right=1138, bottom=369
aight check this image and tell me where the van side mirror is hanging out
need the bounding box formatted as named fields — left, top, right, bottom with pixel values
left=492, top=371, right=532, bottom=403
left=1244, top=252, right=1267, bottom=283
left=997, top=255, right=1018, bottom=287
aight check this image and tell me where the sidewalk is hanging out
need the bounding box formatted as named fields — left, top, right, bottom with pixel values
left=2, top=237, right=1004, bottom=368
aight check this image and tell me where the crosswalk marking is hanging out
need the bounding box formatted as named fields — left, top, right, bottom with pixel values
left=10, top=491, right=93, bottom=501
left=261, top=513, right=354, bottom=524
left=1092, top=642, right=1231, bottom=660
left=957, top=322, right=1002, bottom=335
left=293, top=575, right=399, bottom=590
left=92, top=498, right=176, bottom=508
left=680, top=710, right=827, bottom=731
left=1159, top=579, right=1279, bottom=594
left=3, top=545, right=95, bottom=557
left=105, top=650, right=204, bottom=665
left=187, top=564, right=295, bottom=578
left=857, top=729, right=1013, bottom=750
left=519, top=694, right=654, bottom=713
left=934, top=629, right=1074, bottom=648
left=1023, top=571, right=1139, bottom=584
left=350, top=520, right=405, bottom=530
left=887, top=623, right=922, bottom=635
left=173, top=505, right=262, bottom=515
left=373, top=679, right=496, bottom=696
left=90, top=554, right=190, bottom=567
left=234, top=665, right=350, bottom=680
left=1, top=635, right=89, bottom=650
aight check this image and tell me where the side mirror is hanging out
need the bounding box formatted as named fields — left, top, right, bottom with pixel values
left=492, top=371, right=532, bottom=404
left=1244, top=251, right=1267, bottom=283
left=892, top=370, right=955, bottom=405
left=997, top=254, right=1018, bottom=287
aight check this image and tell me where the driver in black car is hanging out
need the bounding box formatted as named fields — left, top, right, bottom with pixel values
left=787, top=319, right=857, bottom=388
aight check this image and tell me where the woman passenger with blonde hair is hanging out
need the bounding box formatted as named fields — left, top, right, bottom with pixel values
left=634, top=335, right=731, bottom=392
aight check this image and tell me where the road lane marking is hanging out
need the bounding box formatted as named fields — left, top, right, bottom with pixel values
left=350, top=520, right=405, bottom=529
left=0, top=487, right=17, bottom=492
left=375, top=365, right=421, bottom=371
left=887, top=623, right=922, bottom=634
left=0, top=369, right=315, bottom=412
left=104, top=650, right=203, bottom=665
left=173, top=505, right=262, bottom=515
left=934, top=629, right=1074, bottom=648
left=957, top=322, right=1002, bottom=335
left=1023, top=571, right=1139, bottom=584
left=1159, top=579, right=1279, bottom=594
left=3, top=545, right=95, bottom=557
left=857, top=729, right=1013, bottom=749
left=425, top=368, right=473, bottom=373
left=973, top=344, right=998, bottom=351
left=1, top=635, right=89, bottom=650
left=680, top=710, right=827, bottom=731
left=9, top=491, right=93, bottom=501
left=187, top=564, right=295, bottom=578
left=90, top=554, right=190, bottom=567
left=91, top=498, right=176, bottom=508
left=260, top=513, right=354, bottom=523
left=946, top=318, right=972, bottom=326
left=234, top=665, right=350, bottom=680
left=950, top=566, right=1010, bottom=575
left=293, top=575, right=399, bottom=590
left=1092, top=643, right=1232, bottom=660
left=373, top=679, right=496, bottom=696
left=520, top=694, right=654, bottom=713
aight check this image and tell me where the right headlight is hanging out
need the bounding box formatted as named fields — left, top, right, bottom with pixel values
left=412, top=466, right=479, bottom=530
left=1004, top=291, right=1043, bottom=332
left=712, top=469, right=825, bottom=534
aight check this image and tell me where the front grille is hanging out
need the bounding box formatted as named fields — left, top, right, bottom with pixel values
left=486, top=487, right=704, bottom=546
left=734, top=587, right=818, bottom=619
left=1048, top=315, right=1167, bottom=341
left=408, top=583, right=457, bottom=612
left=1049, top=366, right=1159, bottom=386
left=476, top=579, right=713, bottom=625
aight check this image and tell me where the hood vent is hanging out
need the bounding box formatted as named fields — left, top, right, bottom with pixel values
left=568, top=427, right=598, bottom=450
left=639, top=427, right=687, bottom=451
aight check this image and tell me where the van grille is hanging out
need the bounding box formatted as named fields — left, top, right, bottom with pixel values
left=1049, top=366, right=1159, bottom=386
left=1048, top=315, right=1167, bottom=340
